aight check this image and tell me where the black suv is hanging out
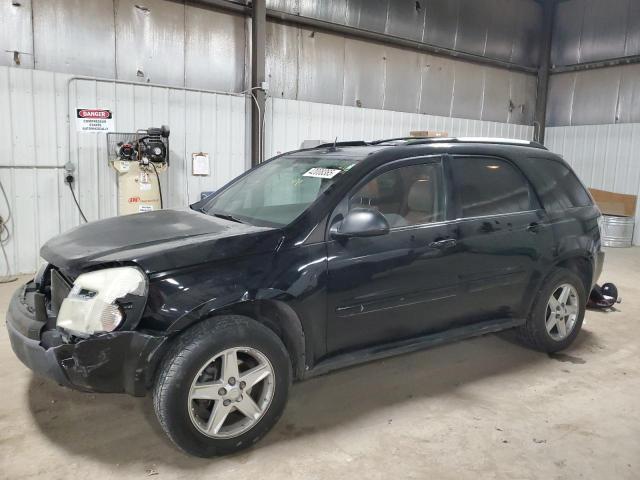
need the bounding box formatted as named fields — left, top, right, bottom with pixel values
left=7, top=137, right=604, bottom=457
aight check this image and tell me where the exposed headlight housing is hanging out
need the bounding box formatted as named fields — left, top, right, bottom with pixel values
left=57, top=266, right=147, bottom=336
left=597, top=213, right=604, bottom=237
left=34, top=259, right=49, bottom=288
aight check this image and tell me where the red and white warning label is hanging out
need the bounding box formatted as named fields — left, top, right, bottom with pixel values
left=76, top=108, right=114, bottom=132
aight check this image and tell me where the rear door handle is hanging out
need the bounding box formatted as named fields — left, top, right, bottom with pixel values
left=429, top=238, right=457, bottom=249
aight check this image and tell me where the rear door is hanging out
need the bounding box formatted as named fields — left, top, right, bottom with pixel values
left=444, top=155, right=554, bottom=324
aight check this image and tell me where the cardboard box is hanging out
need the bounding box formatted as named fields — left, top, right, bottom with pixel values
left=589, top=188, right=637, bottom=217
left=409, top=130, right=448, bottom=138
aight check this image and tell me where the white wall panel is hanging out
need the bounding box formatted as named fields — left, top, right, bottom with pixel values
left=0, top=66, right=247, bottom=274
left=265, top=97, right=535, bottom=157
left=545, top=124, right=640, bottom=244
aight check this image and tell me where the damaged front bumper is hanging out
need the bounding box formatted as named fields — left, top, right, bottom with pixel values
left=6, top=282, right=168, bottom=396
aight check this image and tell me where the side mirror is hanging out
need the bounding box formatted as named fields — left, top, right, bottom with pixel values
left=331, top=208, right=390, bottom=239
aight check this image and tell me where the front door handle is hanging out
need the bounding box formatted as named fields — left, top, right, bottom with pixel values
left=429, top=238, right=457, bottom=249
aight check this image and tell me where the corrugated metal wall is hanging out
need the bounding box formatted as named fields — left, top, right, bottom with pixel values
left=551, top=0, right=640, bottom=66
left=0, top=0, right=34, bottom=68
left=546, top=0, right=640, bottom=127
left=0, top=66, right=247, bottom=274
left=1, top=0, right=539, bottom=125
left=546, top=64, right=640, bottom=127
left=267, top=0, right=543, bottom=67
left=1, top=0, right=248, bottom=92
left=265, top=97, right=535, bottom=157
left=266, top=23, right=538, bottom=123
left=545, top=124, right=640, bottom=244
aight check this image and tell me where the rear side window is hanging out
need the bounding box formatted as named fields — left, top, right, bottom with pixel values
left=449, top=157, right=532, bottom=218
left=519, top=157, right=592, bottom=212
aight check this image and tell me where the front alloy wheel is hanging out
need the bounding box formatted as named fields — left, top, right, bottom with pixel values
left=153, top=316, right=291, bottom=457
left=188, top=347, right=275, bottom=438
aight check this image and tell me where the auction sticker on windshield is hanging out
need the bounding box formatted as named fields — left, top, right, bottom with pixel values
left=303, top=167, right=343, bottom=179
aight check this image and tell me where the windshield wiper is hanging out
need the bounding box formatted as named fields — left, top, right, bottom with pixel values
left=210, top=212, right=245, bottom=224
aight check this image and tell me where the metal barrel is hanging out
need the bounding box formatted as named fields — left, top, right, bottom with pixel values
left=601, top=215, right=635, bottom=248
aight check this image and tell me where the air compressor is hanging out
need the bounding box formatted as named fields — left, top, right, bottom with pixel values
left=108, top=126, right=170, bottom=215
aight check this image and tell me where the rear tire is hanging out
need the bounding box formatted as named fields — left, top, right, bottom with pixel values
left=518, top=268, right=586, bottom=353
left=153, top=315, right=291, bottom=457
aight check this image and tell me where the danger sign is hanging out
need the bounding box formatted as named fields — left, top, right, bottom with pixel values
left=76, top=108, right=114, bottom=132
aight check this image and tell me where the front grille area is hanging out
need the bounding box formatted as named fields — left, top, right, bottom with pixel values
left=50, top=268, right=72, bottom=315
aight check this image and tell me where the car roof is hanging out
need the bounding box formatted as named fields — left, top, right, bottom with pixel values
left=276, top=137, right=558, bottom=172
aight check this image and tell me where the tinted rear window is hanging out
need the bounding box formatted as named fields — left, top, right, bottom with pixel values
left=520, top=157, right=592, bottom=212
left=449, top=156, right=532, bottom=218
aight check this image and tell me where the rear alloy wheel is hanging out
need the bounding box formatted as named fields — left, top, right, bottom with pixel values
left=518, top=268, right=586, bottom=352
left=544, top=284, right=580, bottom=341
left=153, top=316, right=291, bottom=457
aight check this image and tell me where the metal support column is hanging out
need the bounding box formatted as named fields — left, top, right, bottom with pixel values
left=251, top=0, right=266, bottom=167
left=534, top=0, right=556, bottom=144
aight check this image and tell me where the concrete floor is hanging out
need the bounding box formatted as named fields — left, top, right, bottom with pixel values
left=0, top=248, right=639, bottom=479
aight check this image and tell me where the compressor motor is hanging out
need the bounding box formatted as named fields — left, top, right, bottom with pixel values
left=116, top=125, right=170, bottom=165
left=107, top=125, right=170, bottom=215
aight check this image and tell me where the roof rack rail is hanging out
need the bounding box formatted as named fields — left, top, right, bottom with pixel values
left=310, top=137, right=547, bottom=150
left=369, top=137, right=418, bottom=144
left=441, top=137, right=546, bottom=149
left=371, top=136, right=547, bottom=150
left=315, top=140, right=369, bottom=148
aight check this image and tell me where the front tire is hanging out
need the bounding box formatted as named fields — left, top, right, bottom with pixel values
left=153, top=315, right=291, bottom=457
left=518, top=268, right=586, bottom=353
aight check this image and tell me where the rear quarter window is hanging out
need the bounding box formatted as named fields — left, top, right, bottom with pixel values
left=449, top=156, right=532, bottom=218
left=520, top=157, right=592, bottom=212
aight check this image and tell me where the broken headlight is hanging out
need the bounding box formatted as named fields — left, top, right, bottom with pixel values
left=57, top=266, right=147, bottom=336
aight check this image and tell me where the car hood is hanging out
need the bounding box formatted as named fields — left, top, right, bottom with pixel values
left=41, top=209, right=283, bottom=276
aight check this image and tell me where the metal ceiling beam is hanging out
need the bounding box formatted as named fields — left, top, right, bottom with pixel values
left=186, top=0, right=249, bottom=15
left=534, top=0, right=556, bottom=144
left=190, top=0, right=537, bottom=74
left=551, top=54, right=640, bottom=74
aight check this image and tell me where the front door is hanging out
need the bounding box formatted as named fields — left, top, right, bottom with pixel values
left=325, top=157, right=460, bottom=355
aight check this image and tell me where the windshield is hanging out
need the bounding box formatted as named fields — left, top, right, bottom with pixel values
left=201, top=153, right=361, bottom=227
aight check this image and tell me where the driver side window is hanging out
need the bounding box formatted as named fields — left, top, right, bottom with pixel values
left=350, top=162, right=444, bottom=228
